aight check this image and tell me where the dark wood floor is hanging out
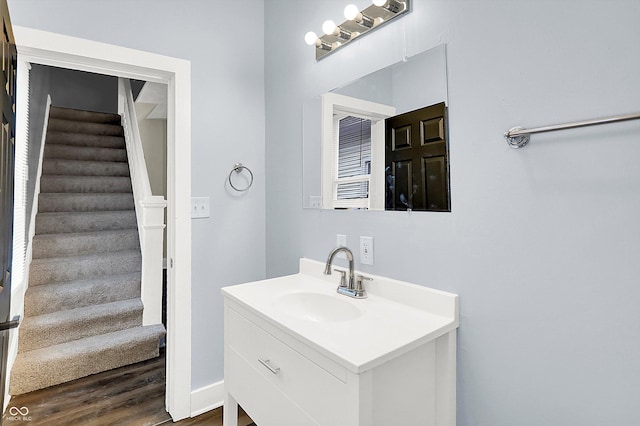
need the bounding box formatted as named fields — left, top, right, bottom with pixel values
left=3, top=350, right=254, bottom=425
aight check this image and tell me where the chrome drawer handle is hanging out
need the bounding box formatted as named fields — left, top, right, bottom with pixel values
left=258, top=358, right=280, bottom=375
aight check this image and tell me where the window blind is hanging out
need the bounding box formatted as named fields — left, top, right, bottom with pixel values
left=337, top=116, right=371, bottom=200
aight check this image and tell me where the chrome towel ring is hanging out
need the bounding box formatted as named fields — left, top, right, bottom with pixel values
left=228, top=163, right=253, bottom=192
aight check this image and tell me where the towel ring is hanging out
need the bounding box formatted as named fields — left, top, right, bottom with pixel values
left=228, top=163, right=253, bottom=192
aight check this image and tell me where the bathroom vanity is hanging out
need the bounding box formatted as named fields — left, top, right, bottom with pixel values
left=222, top=258, right=459, bottom=426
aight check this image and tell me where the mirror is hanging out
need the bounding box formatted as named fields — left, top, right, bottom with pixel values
left=303, top=44, right=449, bottom=211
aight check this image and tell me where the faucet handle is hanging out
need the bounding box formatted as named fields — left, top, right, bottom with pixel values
left=333, top=269, right=347, bottom=287
left=355, top=275, right=373, bottom=296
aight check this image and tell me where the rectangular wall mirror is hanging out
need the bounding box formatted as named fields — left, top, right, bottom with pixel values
left=302, top=43, right=449, bottom=212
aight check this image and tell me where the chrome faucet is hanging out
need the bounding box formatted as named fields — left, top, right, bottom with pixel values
left=324, top=246, right=369, bottom=298
left=324, top=246, right=355, bottom=289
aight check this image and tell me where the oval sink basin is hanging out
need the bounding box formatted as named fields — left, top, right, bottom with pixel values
left=274, top=292, right=363, bottom=323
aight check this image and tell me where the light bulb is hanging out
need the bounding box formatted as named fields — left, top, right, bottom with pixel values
left=373, top=0, right=404, bottom=13
left=322, top=20, right=337, bottom=36
left=304, top=31, right=318, bottom=46
left=344, top=4, right=360, bottom=21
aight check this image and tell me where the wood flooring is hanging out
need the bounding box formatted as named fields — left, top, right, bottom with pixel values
left=3, top=350, right=255, bottom=425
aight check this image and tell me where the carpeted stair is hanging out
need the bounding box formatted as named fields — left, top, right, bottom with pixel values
left=10, top=106, right=165, bottom=395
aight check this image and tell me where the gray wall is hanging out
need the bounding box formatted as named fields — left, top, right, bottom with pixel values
left=43, top=65, right=117, bottom=113
left=8, top=0, right=266, bottom=391
left=265, top=1, right=640, bottom=425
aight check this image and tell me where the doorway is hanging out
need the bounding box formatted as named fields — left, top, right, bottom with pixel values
left=12, top=26, right=192, bottom=421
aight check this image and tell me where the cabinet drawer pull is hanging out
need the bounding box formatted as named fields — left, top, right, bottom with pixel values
left=258, top=358, right=280, bottom=375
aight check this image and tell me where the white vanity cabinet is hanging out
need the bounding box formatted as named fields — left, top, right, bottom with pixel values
left=222, top=259, right=459, bottom=426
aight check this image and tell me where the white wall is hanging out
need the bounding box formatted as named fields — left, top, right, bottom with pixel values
left=8, top=0, right=266, bottom=390
left=265, top=1, right=640, bottom=425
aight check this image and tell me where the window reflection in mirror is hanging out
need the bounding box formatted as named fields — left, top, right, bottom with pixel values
left=303, top=44, right=449, bottom=212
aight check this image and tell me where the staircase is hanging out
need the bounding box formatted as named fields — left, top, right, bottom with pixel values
left=10, top=106, right=165, bottom=395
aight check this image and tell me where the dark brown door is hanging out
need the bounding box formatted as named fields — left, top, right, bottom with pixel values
left=0, top=0, right=16, bottom=411
left=385, top=102, right=449, bottom=211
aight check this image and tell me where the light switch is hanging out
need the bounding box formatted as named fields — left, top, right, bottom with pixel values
left=191, top=197, right=210, bottom=219
left=309, top=196, right=321, bottom=209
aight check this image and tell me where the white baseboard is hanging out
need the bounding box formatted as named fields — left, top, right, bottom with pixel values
left=190, top=380, right=224, bottom=418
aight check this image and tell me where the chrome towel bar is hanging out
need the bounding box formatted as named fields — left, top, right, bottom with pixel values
left=504, top=111, right=640, bottom=148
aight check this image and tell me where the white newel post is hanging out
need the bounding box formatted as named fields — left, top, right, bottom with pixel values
left=118, top=78, right=167, bottom=326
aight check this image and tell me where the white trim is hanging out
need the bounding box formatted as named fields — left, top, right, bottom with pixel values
left=321, top=93, right=395, bottom=210
left=190, top=380, right=224, bottom=418
left=12, top=26, right=192, bottom=421
left=119, top=78, right=166, bottom=326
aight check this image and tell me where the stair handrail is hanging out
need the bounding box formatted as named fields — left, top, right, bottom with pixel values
left=118, top=78, right=166, bottom=327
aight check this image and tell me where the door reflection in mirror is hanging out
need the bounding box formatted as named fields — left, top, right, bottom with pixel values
left=386, top=102, right=449, bottom=212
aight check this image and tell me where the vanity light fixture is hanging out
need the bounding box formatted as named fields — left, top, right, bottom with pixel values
left=372, top=0, right=406, bottom=14
left=322, top=20, right=353, bottom=41
left=305, top=0, right=411, bottom=60
left=344, top=4, right=375, bottom=28
left=304, top=31, right=333, bottom=51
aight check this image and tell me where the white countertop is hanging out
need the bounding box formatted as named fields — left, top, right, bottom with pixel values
left=222, top=258, right=459, bottom=374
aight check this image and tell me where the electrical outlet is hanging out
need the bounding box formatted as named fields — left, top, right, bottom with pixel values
left=191, top=197, right=210, bottom=218
left=360, top=236, right=374, bottom=265
left=336, top=234, right=347, bottom=259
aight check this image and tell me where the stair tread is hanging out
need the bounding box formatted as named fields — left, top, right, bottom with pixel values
left=32, top=228, right=139, bottom=257
left=25, top=272, right=141, bottom=317
left=49, top=107, right=122, bottom=124
left=43, top=158, right=130, bottom=166
left=45, top=144, right=127, bottom=158
left=21, top=299, right=143, bottom=330
left=31, top=249, right=141, bottom=265
left=33, top=228, right=138, bottom=240
left=35, top=210, right=137, bottom=235
left=40, top=192, right=133, bottom=195
left=36, top=209, right=136, bottom=216
left=45, top=144, right=126, bottom=152
left=24, top=298, right=142, bottom=322
left=26, top=271, right=141, bottom=289
left=47, top=118, right=124, bottom=137
left=15, top=324, right=164, bottom=359
left=9, top=324, right=164, bottom=395
left=38, top=192, right=135, bottom=213
left=43, top=159, right=130, bottom=178
left=40, top=175, right=133, bottom=194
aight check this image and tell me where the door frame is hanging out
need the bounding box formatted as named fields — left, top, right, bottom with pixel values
left=12, top=26, right=192, bottom=421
